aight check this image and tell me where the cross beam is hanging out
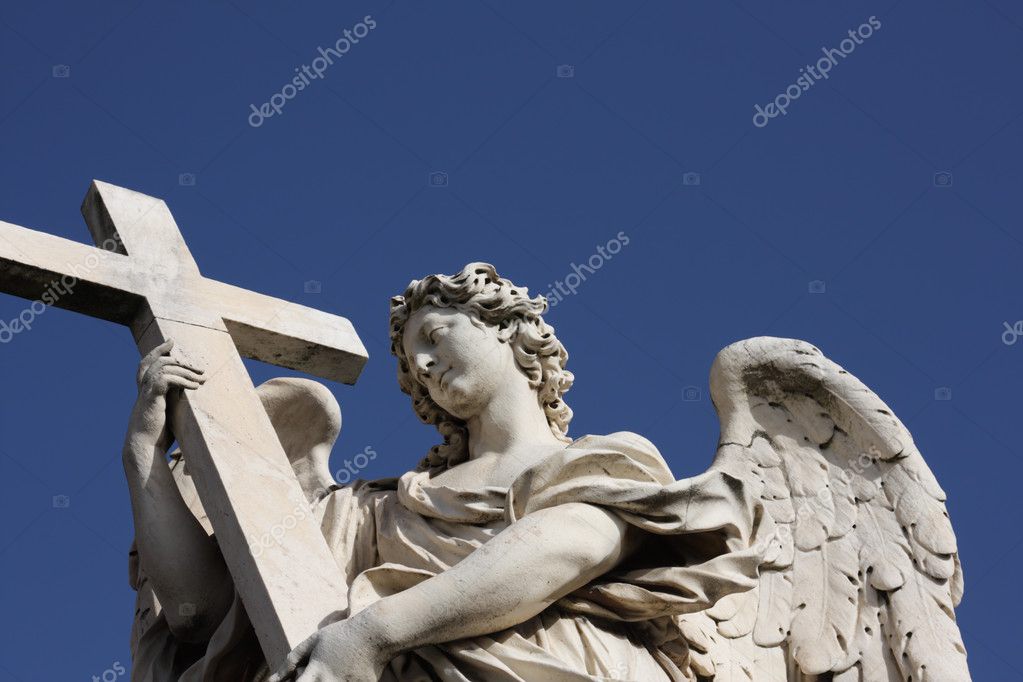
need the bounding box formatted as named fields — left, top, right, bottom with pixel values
left=0, top=181, right=367, bottom=666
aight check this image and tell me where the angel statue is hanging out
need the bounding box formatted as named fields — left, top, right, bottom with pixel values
left=123, top=262, right=969, bottom=681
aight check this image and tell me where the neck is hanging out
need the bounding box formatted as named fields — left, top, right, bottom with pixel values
left=466, top=378, right=562, bottom=461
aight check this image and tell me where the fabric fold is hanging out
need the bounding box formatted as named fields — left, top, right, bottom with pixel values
left=130, top=432, right=769, bottom=682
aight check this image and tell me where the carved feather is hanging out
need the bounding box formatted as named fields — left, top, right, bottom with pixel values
left=680, top=611, right=787, bottom=682
left=886, top=570, right=970, bottom=680
left=705, top=337, right=969, bottom=681
left=709, top=589, right=759, bottom=638
left=753, top=569, right=792, bottom=647
left=788, top=536, right=860, bottom=674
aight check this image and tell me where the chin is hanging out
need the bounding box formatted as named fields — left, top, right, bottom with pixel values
left=433, top=379, right=486, bottom=421
left=430, top=385, right=468, bottom=418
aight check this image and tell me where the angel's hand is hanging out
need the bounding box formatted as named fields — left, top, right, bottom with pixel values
left=128, top=339, right=206, bottom=453
left=268, top=617, right=389, bottom=682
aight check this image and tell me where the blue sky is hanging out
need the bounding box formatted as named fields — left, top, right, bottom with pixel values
left=1, top=1, right=1021, bottom=679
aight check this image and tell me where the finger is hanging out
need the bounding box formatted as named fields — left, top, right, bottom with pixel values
left=142, top=356, right=176, bottom=384
left=286, top=634, right=318, bottom=670
left=270, top=634, right=317, bottom=682
left=294, top=663, right=324, bottom=682
left=162, top=366, right=207, bottom=384
left=150, top=355, right=206, bottom=376
left=146, top=339, right=174, bottom=359
left=137, top=340, right=174, bottom=385
left=267, top=669, right=297, bottom=682
left=170, top=357, right=206, bottom=375
left=164, top=375, right=203, bottom=391
left=143, top=361, right=204, bottom=391
left=268, top=661, right=302, bottom=682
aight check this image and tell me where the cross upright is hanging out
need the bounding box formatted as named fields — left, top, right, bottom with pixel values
left=0, top=180, right=368, bottom=667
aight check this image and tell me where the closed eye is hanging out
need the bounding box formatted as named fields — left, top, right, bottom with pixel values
left=427, top=324, right=448, bottom=344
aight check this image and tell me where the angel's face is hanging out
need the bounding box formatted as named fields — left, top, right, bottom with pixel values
left=402, top=305, right=517, bottom=420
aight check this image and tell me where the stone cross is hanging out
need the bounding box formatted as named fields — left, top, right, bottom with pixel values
left=0, top=181, right=367, bottom=667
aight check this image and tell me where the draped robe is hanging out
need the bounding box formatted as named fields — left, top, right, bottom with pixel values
left=128, top=432, right=769, bottom=681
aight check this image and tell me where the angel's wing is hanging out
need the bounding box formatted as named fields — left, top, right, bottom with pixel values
left=693, top=336, right=968, bottom=681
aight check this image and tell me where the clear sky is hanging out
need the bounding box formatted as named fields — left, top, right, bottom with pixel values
left=1, top=1, right=1020, bottom=679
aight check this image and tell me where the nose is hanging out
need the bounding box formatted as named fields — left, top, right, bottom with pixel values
left=414, top=353, right=436, bottom=381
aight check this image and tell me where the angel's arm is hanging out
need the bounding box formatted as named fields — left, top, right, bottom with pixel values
left=364, top=502, right=636, bottom=651
left=269, top=500, right=638, bottom=681
left=123, top=341, right=233, bottom=642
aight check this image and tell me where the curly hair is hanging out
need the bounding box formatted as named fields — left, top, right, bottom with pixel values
left=389, top=262, right=574, bottom=473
